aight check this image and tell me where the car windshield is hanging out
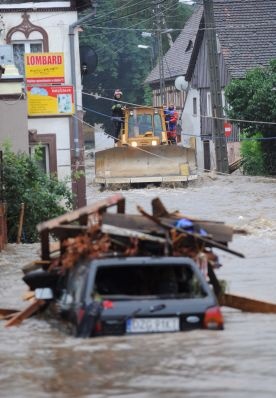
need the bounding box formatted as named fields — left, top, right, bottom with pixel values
left=94, top=264, right=207, bottom=299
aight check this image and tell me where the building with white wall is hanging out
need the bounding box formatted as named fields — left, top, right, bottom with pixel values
left=0, top=1, right=93, bottom=207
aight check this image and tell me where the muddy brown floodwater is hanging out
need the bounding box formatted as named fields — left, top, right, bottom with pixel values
left=1, top=173, right=276, bottom=398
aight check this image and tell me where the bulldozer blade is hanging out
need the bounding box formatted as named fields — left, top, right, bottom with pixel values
left=95, top=146, right=197, bottom=184
left=219, top=293, right=276, bottom=313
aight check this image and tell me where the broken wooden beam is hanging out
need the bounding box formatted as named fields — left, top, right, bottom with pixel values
left=0, top=308, right=20, bottom=319
left=219, top=293, right=276, bottom=313
left=101, top=224, right=167, bottom=243
left=5, top=299, right=46, bottom=327
left=137, top=205, right=245, bottom=258
left=37, top=194, right=125, bottom=260
left=22, top=260, right=51, bottom=275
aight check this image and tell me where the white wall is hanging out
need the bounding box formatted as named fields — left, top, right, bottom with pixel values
left=180, top=87, right=204, bottom=172
left=0, top=4, right=82, bottom=182
left=94, top=128, right=114, bottom=152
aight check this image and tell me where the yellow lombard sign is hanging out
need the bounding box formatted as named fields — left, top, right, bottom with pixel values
left=24, top=52, right=65, bottom=84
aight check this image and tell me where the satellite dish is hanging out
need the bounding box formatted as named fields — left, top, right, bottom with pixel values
left=175, top=76, right=188, bottom=91
left=79, top=46, right=98, bottom=76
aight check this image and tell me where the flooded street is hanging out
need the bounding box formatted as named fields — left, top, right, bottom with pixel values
left=1, top=173, right=276, bottom=398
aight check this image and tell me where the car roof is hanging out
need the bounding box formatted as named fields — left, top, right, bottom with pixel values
left=87, top=256, right=199, bottom=269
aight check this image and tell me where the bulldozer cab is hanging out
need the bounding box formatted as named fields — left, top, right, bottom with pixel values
left=119, top=107, right=168, bottom=147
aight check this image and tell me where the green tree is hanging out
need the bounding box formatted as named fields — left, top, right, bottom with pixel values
left=2, top=145, right=73, bottom=243
left=79, top=0, right=192, bottom=132
left=225, top=59, right=276, bottom=175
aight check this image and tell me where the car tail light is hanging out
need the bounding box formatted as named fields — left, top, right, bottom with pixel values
left=203, top=306, right=224, bottom=330
left=103, top=300, right=114, bottom=309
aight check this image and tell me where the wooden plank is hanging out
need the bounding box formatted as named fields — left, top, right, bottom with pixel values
left=38, top=194, right=125, bottom=260
left=229, top=158, right=244, bottom=174
left=0, top=308, right=20, bottom=317
left=219, top=293, right=276, bottom=313
left=50, top=225, right=88, bottom=239
left=152, top=198, right=235, bottom=242
left=102, top=224, right=166, bottom=243
left=16, top=203, right=25, bottom=244
left=193, top=222, right=234, bottom=243
left=37, top=194, right=125, bottom=233
left=5, top=299, right=45, bottom=327
left=152, top=197, right=223, bottom=223
left=137, top=205, right=245, bottom=258
left=22, top=260, right=51, bottom=275
left=102, top=212, right=165, bottom=233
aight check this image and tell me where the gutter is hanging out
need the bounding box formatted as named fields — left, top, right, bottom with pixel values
left=69, top=1, right=97, bottom=158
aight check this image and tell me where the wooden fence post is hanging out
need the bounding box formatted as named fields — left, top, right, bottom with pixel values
left=16, top=203, right=25, bottom=244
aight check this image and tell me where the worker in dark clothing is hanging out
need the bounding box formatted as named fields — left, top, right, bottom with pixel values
left=111, top=89, right=125, bottom=142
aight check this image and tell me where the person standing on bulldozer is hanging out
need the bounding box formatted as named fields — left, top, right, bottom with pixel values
left=164, top=104, right=179, bottom=144
left=111, top=89, right=125, bottom=142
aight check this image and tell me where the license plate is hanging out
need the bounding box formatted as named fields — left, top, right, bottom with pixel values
left=126, top=317, right=180, bottom=333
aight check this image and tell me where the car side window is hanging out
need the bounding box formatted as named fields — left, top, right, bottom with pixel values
left=67, top=264, right=87, bottom=303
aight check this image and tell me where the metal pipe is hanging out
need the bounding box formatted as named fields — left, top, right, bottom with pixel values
left=69, top=2, right=97, bottom=158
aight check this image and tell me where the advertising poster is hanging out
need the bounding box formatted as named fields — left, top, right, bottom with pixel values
left=24, top=52, right=65, bottom=84
left=27, top=86, right=74, bottom=116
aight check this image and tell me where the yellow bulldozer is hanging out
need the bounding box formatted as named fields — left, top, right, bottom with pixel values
left=94, top=106, right=197, bottom=187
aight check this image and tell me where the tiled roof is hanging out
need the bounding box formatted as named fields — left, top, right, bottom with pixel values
left=146, top=0, right=276, bottom=84
left=213, top=0, right=276, bottom=78
left=145, top=5, right=203, bottom=84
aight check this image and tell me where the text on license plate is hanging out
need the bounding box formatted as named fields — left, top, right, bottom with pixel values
left=126, top=317, right=180, bottom=333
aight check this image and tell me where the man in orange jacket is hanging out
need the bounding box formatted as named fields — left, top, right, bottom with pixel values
left=164, top=104, right=178, bottom=144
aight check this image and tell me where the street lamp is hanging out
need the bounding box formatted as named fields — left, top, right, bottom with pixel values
left=137, top=44, right=154, bottom=69
left=138, top=44, right=150, bottom=49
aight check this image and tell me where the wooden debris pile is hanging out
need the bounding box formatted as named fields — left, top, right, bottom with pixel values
left=3, top=193, right=276, bottom=328
left=25, top=194, right=245, bottom=276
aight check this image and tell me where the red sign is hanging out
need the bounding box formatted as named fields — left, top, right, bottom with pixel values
left=224, top=122, right=232, bottom=137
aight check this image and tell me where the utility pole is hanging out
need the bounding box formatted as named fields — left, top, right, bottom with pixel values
left=203, top=0, right=229, bottom=173
left=154, top=0, right=165, bottom=105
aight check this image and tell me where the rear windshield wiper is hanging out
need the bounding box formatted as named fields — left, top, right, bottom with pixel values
left=150, top=304, right=166, bottom=313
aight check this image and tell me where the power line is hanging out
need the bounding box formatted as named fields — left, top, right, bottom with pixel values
left=81, top=91, right=276, bottom=126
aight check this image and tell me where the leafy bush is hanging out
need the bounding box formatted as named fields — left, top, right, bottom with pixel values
left=2, top=144, right=73, bottom=243
left=225, top=59, right=276, bottom=174
left=240, top=131, right=266, bottom=175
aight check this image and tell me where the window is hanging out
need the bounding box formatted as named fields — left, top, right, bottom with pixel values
left=12, top=41, right=43, bottom=75
left=138, top=114, right=152, bottom=134
left=185, top=40, right=193, bottom=52
left=29, top=144, right=50, bottom=174
left=28, top=133, right=57, bottom=175
left=192, top=97, right=197, bottom=116
left=94, top=265, right=207, bottom=298
left=153, top=114, right=163, bottom=138
left=207, top=92, right=212, bottom=116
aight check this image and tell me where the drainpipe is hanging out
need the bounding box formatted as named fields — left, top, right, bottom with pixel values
left=69, top=1, right=97, bottom=158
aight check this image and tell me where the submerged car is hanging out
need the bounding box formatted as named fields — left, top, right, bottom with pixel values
left=54, top=256, right=224, bottom=337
